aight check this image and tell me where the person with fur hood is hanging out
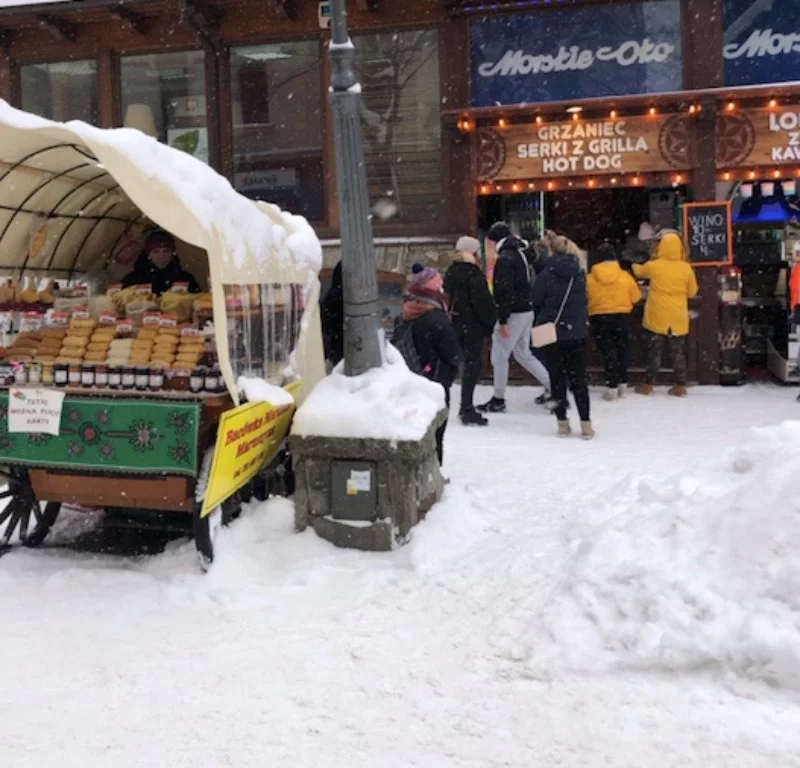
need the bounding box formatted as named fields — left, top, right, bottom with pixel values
left=398, top=264, right=462, bottom=465
left=444, top=236, right=496, bottom=426
left=478, top=222, right=552, bottom=413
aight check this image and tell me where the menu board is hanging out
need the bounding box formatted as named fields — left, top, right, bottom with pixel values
left=683, top=202, right=733, bottom=266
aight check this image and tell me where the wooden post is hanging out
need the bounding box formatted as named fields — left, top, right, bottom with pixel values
left=97, top=50, right=120, bottom=128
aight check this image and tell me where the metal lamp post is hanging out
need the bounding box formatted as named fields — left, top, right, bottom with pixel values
left=328, top=0, right=383, bottom=377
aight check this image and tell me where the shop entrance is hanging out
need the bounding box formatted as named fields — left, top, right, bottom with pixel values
left=477, top=185, right=685, bottom=255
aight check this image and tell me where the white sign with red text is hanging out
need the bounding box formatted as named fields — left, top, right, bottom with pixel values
left=8, top=388, right=64, bottom=436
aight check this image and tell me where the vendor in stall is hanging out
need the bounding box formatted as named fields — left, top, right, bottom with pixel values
left=121, top=230, right=200, bottom=296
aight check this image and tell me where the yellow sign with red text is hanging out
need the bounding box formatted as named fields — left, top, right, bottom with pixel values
left=200, top=381, right=301, bottom=518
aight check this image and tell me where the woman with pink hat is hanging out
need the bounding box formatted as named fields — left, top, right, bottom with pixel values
left=394, top=263, right=462, bottom=465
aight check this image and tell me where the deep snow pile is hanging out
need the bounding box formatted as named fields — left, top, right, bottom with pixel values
left=292, top=344, right=444, bottom=441
left=528, top=420, right=800, bottom=691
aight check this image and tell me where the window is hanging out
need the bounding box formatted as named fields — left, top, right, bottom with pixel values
left=120, top=51, right=208, bottom=164
left=354, top=30, right=442, bottom=223
left=230, top=41, right=324, bottom=222
left=20, top=60, right=98, bottom=124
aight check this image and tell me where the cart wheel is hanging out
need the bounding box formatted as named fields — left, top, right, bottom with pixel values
left=193, top=493, right=241, bottom=571
left=0, top=468, right=61, bottom=551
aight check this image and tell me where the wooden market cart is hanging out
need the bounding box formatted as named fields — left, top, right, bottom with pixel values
left=0, top=103, right=325, bottom=568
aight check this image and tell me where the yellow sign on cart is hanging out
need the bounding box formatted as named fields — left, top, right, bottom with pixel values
left=200, top=383, right=300, bottom=518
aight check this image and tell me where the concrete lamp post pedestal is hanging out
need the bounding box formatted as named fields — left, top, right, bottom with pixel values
left=292, top=410, right=446, bottom=551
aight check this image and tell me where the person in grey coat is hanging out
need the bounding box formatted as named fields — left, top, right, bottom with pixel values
left=477, top=222, right=551, bottom=413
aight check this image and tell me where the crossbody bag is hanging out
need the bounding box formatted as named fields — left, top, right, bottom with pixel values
left=531, top=277, right=574, bottom=349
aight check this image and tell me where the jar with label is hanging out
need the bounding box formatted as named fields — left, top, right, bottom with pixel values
left=148, top=366, right=164, bottom=391
left=68, top=365, right=81, bottom=387
left=95, top=364, right=109, bottom=389
left=54, top=363, right=68, bottom=387
left=169, top=369, right=191, bottom=392
left=135, top=365, right=149, bottom=391
left=27, top=361, right=42, bottom=385
left=0, top=362, right=12, bottom=387
left=121, top=366, right=136, bottom=390
left=41, top=362, right=54, bottom=387
left=203, top=366, right=219, bottom=393
left=13, top=363, right=27, bottom=386
left=190, top=367, right=205, bottom=394
left=108, top=365, right=123, bottom=389
left=81, top=363, right=95, bottom=388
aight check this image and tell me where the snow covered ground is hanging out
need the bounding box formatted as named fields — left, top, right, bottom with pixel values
left=2, top=384, right=800, bottom=768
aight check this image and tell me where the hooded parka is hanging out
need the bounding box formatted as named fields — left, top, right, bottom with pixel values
left=588, top=261, right=642, bottom=316
left=633, top=233, right=699, bottom=336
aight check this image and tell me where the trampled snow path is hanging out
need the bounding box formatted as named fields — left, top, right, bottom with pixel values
left=2, top=385, right=800, bottom=767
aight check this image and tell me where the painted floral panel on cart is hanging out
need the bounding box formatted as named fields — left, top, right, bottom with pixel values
left=0, top=393, right=201, bottom=476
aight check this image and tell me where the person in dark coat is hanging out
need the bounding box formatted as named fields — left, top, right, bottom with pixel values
left=532, top=240, right=593, bottom=440
left=478, top=221, right=551, bottom=414
left=121, top=230, right=200, bottom=296
left=402, top=263, right=462, bottom=465
left=320, top=260, right=344, bottom=368
left=444, top=236, right=495, bottom=426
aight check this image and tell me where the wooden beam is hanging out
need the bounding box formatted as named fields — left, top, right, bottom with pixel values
left=355, top=0, right=378, bottom=10
left=37, top=15, right=78, bottom=43
left=110, top=7, right=150, bottom=36
left=275, top=0, right=299, bottom=21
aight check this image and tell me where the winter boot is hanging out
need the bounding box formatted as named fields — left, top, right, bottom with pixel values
left=460, top=408, right=488, bottom=427
left=635, top=383, right=654, bottom=396
left=534, top=391, right=550, bottom=406
left=477, top=397, right=506, bottom=413
left=557, top=420, right=572, bottom=438
left=602, top=387, right=618, bottom=402
left=580, top=421, right=596, bottom=440
left=668, top=385, right=688, bottom=397
left=618, top=385, right=627, bottom=399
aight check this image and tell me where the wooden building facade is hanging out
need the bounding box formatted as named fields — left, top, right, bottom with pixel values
left=0, top=0, right=798, bottom=383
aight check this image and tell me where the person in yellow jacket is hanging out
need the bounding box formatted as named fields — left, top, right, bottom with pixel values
left=632, top=232, right=699, bottom=397
left=588, top=242, right=642, bottom=401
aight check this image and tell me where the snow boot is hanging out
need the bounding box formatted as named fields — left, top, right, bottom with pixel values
left=534, top=392, right=551, bottom=406
left=602, top=387, right=618, bottom=402
left=460, top=408, right=488, bottom=427
left=635, top=383, right=654, bottom=396
left=668, top=385, right=688, bottom=397
left=580, top=421, right=596, bottom=441
left=477, top=397, right=506, bottom=413
left=557, top=420, right=571, bottom=438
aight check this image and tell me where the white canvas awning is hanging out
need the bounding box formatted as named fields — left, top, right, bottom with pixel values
left=0, top=101, right=325, bottom=403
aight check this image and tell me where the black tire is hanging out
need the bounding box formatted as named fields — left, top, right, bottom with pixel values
left=192, top=492, right=241, bottom=571
left=0, top=468, right=61, bottom=551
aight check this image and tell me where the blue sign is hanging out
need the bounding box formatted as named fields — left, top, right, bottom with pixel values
left=470, top=0, right=682, bottom=108
left=724, top=0, right=800, bottom=86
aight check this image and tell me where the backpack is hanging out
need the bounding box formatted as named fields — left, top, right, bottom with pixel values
left=391, top=320, right=426, bottom=375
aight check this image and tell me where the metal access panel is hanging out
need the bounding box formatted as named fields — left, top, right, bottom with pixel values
left=331, top=460, right=377, bottom=521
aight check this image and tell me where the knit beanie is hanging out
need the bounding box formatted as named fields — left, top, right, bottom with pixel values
left=455, top=235, right=480, bottom=254
left=596, top=242, right=618, bottom=262
left=145, top=229, right=176, bottom=253
left=487, top=221, right=511, bottom=243
left=409, top=262, right=439, bottom=287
